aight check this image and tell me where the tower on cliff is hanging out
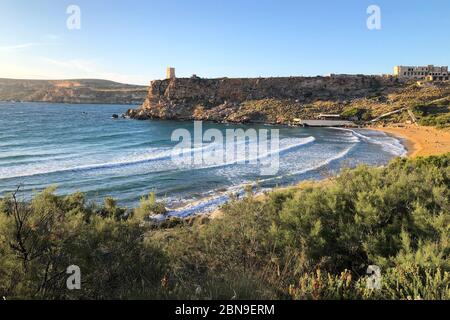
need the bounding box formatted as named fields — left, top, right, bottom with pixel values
left=166, top=67, right=176, bottom=80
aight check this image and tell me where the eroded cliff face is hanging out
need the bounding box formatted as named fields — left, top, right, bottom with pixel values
left=127, top=75, right=402, bottom=123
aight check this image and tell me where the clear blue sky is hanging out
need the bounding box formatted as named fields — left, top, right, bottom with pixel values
left=0, top=0, right=449, bottom=84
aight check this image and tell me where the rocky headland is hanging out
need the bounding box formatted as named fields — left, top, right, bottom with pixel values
left=127, top=75, right=397, bottom=123
left=127, top=75, right=449, bottom=126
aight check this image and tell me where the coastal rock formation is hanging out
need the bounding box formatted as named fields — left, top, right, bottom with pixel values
left=127, top=75, right=402, bottom=123
left=0, top=79, right=148, bottom=105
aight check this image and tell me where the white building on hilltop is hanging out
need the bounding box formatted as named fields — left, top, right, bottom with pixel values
left=394, top=65, right=448, bottom=81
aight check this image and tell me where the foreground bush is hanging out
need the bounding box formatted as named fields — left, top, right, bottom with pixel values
left=0, top=188, right=167, bottom=299
left=154, top=154, right=449, bottom=299
left=288, top=266, right=449, bottom=300
left=134, top=192, right=167, bottom=219
left=0, top=154, right=448, bottom=299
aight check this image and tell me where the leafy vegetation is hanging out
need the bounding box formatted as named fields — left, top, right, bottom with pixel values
left=0, top=187, right=166, bottom=299
left=1, top=154, right=449, bottom=299
left=231, top=82, right=450, bottom=128
left=134, top=192, right=167, bottom=219
left=341, top=107, right=372, bottom=121
left=412, top=97, right=450, bottom=128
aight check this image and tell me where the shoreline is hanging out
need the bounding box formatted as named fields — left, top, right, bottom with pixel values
left=208, top=125, right=450, bottom=220
left=371, top=125, right=450, bottom=158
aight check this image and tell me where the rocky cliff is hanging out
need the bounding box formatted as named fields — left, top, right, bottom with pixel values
left=127, top=75, right=403, bottom=123
left=0, top=79, right=148, bottom=105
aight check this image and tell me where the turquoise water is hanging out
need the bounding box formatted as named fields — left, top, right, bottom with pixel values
left=0, top=102, right=406, bottom=217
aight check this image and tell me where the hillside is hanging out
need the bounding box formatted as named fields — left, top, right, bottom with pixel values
left=0, top=78, right=148, bottom=105
left=127, top=75, right=450, bottom=127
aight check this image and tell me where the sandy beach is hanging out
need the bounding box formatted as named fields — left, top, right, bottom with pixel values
left=209, top=125, right=450, bottom=220
left=373, top=125, right=450, bottom=158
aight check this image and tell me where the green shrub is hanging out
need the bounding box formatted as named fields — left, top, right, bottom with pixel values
left=95, top=196, right=128, bottom=220
left=157, top=154, right=450, bottom=299
left=341, top=107, right=372, bottom=121
left=0, top=188, right=167, bottom=299
left=134, top=192, right=167, bottom=220
left=1, top=154, right=448, bottom=299
left=412, top=99, right=450, bottom=128
left=288, top=266, right=450, bottom=300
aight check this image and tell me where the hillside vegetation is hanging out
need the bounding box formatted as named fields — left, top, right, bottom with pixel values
left=236, top=82, right=450, bottom=127
left=1, top=154, right=448, bottom=299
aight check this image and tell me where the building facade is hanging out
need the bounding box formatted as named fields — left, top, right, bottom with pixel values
left=394, top=65, right=449, bottom=81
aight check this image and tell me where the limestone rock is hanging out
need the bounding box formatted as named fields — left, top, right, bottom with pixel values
left=127, top=76, right=402, bottom=123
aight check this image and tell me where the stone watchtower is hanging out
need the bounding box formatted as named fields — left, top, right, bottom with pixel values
left=166, top=67, right=176, bottom=80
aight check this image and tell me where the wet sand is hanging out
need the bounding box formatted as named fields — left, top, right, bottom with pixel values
left=373, top=125, right=450, bottom=158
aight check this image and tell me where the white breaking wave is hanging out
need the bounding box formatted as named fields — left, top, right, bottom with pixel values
left=164, top=143, right=355, bottom=219
left=330, top=128, right=407, bottom=157
left=0, top=143, right=213, bottom=179
left=0, top=136, right=316, bottom=180
left=195, top=136, right=316, bottom=171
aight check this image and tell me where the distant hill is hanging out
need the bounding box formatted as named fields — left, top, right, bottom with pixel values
left=0, top=78, right=148, bottom=105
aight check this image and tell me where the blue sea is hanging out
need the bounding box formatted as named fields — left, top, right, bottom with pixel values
left=0, top=102, right=407, bottom=217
